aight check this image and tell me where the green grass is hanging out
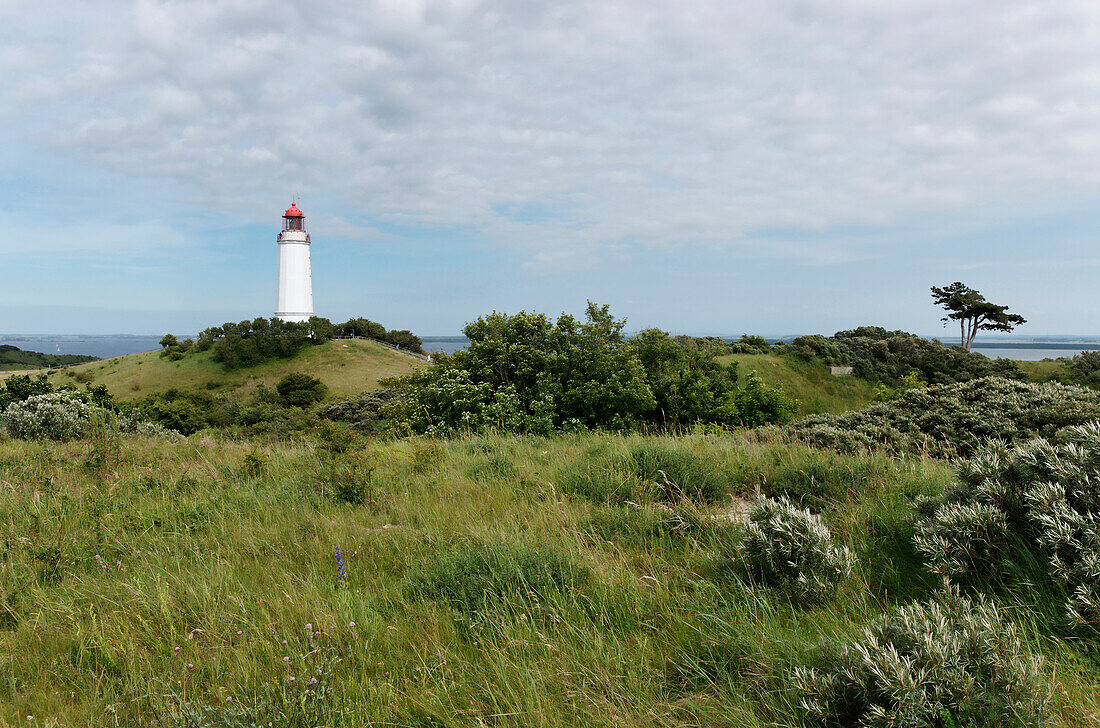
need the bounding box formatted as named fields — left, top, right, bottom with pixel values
left=10, top=339, right=426, bottom=402
left=1, top=430, right=1097, bottom=726
left=1017, top=358, right=1072, bottom=382
left=717, top=353, right=878, bottom=416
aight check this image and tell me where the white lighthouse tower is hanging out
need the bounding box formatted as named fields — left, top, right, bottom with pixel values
left=275, top=202, right=314, bottom=322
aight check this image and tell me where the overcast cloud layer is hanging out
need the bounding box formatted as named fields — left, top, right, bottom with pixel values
left=2, top=1, right=1099, bottom=334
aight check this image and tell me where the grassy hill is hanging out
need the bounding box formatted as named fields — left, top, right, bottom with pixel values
left=0, top=344, right=97, bottom=372
left=38, top=338, right=426, bottom=401
left=717, top=352, right=878, bottom=415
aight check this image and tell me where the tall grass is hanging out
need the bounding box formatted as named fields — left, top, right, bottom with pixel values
left=0, top=430, right=1094, bottom=726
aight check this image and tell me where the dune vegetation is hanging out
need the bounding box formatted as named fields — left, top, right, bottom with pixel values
left=3, top=308, right=1100, bottom=726
left=2, top=426, right=1099, bottom=726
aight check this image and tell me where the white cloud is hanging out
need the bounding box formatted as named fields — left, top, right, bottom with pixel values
left=5, top=0, right=1100, bottom=263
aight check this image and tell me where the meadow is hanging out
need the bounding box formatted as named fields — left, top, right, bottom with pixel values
left=3, top=429, right=1099, bottom=726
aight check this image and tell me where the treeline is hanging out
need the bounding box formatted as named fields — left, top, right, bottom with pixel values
left=783, top=326, right=1023, bottom=385
left=160, top=316, right=424, bottom=370
left=369, top=303, right=796, bottom=436
left=0, top=345, right=97, bottom=370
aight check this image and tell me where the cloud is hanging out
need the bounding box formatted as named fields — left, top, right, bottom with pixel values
left=5, top=0, right=1100, bottom=264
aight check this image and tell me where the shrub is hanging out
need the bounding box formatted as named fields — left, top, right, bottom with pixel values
left=787, top=329, right=1024, bottom=386
left=914, top=423, right=1100, bottom=627
left=404, top=543, right=588, bottom=616
left=134, top=390, right=237, bottom=435
left=0, top=373, right=53, bottom=410
left=387, top=305, right=755, bottom=435
left=734, top=495, right=854, bottom=604
left=726, top=371, right=799, bottom=427
left=778, top=377, right=1100, bottom=458
left=793, top=587, right=1049, bottom=728
left=318, top=386, right=399, bottom=433
left=276, top=373, right=328, bottom=408
left=1, top=392, right=91, bottom=440
left=0, top=392, right=177, bottom=441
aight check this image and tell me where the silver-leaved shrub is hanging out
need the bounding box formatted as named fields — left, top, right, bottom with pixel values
left=1, top=392, right=180, bottom=441
left=1, top=392, right=92, bottom=440
left=914, top=422, right=1100, bottom=627
left=735, top=495, right=854, bottom=604
left=778, top=377, right=1100, bottom=458
left=794, top=587, right=1048, bottom=728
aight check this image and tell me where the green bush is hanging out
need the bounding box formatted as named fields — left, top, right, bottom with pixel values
left=404, top=543, right=588, bottom=616
left=133, top=390, right=238, bottom=435
left=726, top=372, right=799, bottom=427
left=915, top=423, right=1100, bottom=627
left=276, top=373, right=328, bottom=408
left=386, top=304, right=762, bottom=435
left=787, top=328, right=1024, bottom=386
left=734, top=495, right=854, bottom=604
left=318, top=386, right=399, bottom=433
left=794, top=587, right=1049, bottom=727
left=778, top=377, right=1100, bottom=458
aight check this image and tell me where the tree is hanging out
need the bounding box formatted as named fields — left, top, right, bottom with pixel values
left=931, top=282, right=1026, bottom=352
left=159, top=334, right=179, bottom=350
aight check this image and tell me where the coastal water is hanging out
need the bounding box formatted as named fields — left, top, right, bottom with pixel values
left=971, top=347, right=1099, bottom=361
left=0, top=336, right=164, bottom=359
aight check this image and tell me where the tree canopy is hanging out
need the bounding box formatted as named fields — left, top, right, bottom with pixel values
left=931, top=282, right=1026, bottom=351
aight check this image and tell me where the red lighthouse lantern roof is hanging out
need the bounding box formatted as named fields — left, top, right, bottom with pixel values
left=283, top=203, right=304, bottom=218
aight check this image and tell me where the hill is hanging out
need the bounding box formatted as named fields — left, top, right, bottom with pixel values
left=40, top=338, right=427, bottom=401
left=717, top=352, right=877, bottom=415
left=0, top=344, right=97, bottom=371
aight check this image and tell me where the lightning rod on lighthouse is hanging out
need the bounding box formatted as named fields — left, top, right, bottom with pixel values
left=275, top=202, right=314, bottom=323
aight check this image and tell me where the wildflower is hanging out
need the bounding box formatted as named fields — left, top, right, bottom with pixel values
left=283, top=656, right=290, bottom=662
left=226, top=697, right=232, bottom=703
left=236, top=630, right=242, bottom=635
left=310, top=677, right=318, bottom=684
left=174, top=646, right=180, bottom=653
left=289, top=676, right=296, bottom=681
left=187, top=663, right=194, bottom=669
left=306, top=623, right=312, bottom=630
left=334, top=546, right=347, bottom=581
left=349, top=621, right=356, bottom=627
left=314, top=631, right=321, bottom=637
left=282, top=640, right=287, bottom=645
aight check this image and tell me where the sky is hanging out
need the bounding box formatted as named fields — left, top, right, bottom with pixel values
left=2, top=0, right=1099, bottom=337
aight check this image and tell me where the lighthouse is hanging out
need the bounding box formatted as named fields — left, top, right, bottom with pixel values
left=275, top=202, right=314, bottom=323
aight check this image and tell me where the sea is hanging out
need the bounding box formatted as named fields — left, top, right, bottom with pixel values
left=0, top=335, right=473, bottom=359
left=2, top=335, right=1096, bottom=362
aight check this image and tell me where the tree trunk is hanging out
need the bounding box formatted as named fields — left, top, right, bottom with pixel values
left=960, top=319, right=967, bottom=350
